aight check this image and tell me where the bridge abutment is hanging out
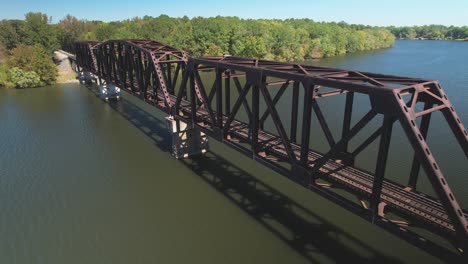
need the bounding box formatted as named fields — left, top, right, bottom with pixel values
left=165, top=116, right=209, bottom=159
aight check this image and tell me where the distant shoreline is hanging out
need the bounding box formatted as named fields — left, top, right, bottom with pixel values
left=396, top=38, right=468, bottom=41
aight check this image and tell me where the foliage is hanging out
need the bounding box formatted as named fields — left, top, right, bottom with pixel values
left=389, top=25, right=468, bottom=40
left=7, top=44, right=57, bottom=86
left=0, top=12, right=465, bottom=89
left=237, top=36, right=267, bottom=58
left=0, top=44, right=4, bottom=63
left=0, top=43, right=6, bottom=88
left=8, top=67, right=41, bottom=88
left=0, top=63, right=9, bottom=87
left=57, top=14, right=86, bottom=53
left=23, top=12, right=59, bottom=54
left=66, top=15, right=395, bottom=61
left=2, top=12, right=468, bottom=64
left=0, top=19, right=25, bottom=51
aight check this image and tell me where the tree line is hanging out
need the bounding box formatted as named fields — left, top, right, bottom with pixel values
left=0, top=13, right=58, bottom=88
left=1, top=13, right=467, bottom=88
left=0, top=13, right=396, bottom=88
left=389, top=25, right=468, bottom=40
left=71, top=16, right=395, bottom=61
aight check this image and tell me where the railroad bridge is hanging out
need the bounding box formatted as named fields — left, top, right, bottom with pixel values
left=71, top=39, right=468, bottom=261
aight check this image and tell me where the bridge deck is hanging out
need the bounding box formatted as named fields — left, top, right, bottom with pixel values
left=141, top=89, right=467, bottom=238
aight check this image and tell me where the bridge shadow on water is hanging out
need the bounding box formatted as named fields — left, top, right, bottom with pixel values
left=86, top=86, right=403, bottom=263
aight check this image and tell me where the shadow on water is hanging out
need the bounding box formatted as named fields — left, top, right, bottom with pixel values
left=85, top=85, right=402, bottom=263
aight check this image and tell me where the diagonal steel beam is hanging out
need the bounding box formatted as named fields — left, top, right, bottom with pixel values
left=260, top=83, right=297, bottom=163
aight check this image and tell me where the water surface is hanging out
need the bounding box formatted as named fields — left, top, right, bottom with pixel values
left=1, top=40, right=467, bottom=263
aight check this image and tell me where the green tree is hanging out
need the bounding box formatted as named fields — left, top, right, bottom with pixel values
left=8, top=67, right=41, bottom=88
left=266, top=22, right=302, bottom=61
left=401, top=27, right=417, bottom=39
left=58, top=15, right=85, bottom=52
left=0, top=63, right=9, bottom=87
left=24, top=12, right=59, bottom=54
left=48, top=14, right=398, bottom=61
left=191, top=16, right=233, bottom=56
left=388, top=25, right=468, bottom=40
left=0, top=19, right=25, bottom=51
left=0, top=43, right=5, bottom=63
left=239, top=36, right=267, bottom=58
left=171, top=17, right=196, bottom=51
left=94, top=23, right=117, bottom=41
left=320, top=36, right=337, bottom=57
left=8, top=44, right=57, bottom=86
left=346, top=31, right=366, bottom=52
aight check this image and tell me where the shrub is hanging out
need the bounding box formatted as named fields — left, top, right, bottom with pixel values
left=0, top=44, right=5, bottom=63
left=8, top=44, right=57, bottom=85
left=8, top=67, right=41, bottom=88
left=0, top=63, right=9, bottom=87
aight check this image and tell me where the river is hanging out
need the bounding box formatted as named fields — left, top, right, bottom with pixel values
left=0, top=40, right=467, bottom=263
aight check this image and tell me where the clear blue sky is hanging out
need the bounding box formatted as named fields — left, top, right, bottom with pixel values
left=0, top=0, right=467, bottom=26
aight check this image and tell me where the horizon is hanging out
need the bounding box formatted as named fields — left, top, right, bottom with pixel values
left=0, top=0, right=467, bottom=27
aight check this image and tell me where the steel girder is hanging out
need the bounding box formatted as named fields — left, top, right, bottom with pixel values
left=75, top=41, right=100, bottom=74
left=75, top=42, right=468, bottom=261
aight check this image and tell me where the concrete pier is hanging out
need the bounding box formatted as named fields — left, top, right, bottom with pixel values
left=99, top=83, right=121, bottom=100
left=165, top=116, right=209, bottom=158
left=78, top=71, right=96, bottom=85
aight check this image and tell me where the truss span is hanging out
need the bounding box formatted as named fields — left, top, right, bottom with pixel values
left=74, top=39, right=468, bottom=261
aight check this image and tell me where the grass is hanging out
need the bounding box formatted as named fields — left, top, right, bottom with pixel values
left=56, top=69, right=78, bottom=84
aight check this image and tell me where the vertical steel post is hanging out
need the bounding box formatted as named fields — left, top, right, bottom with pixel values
left=128, top=47, right=135, bottom=92
left=290, top=81, right=300, bottom=143
left=111, top=44, right=118, bottom=83
left=190, top=71, right=197, bottom=126
left=300, top=83, right=313, bottom=167
left=225, top=73, right=231, bottom=116
left=216, top=68, right=223, bottom=133
left=167, top=63, right=172, bottom=93
left=136, top=51, right=144, bottom=97
left=251, top=76, right=260, bottom=155
left=342, top=92, right=354, bottom=152
left=172, top=64, right=181, bottom=93
left=370, top=115, right=393, bottom=222
left=408, top=102, right=433, bottom=190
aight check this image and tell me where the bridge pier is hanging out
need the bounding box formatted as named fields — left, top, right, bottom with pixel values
left=99, top=83, right=121, bottom=100
left=165, top=116, right=209, bottom=159
left=78, top=71, right=96, bottom=85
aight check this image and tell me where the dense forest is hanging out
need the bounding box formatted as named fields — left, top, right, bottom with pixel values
left=0, top=14, right=396, bottom=61
left=0, top=13, right=396, bottom=88
left=0, top=13, right=59, bottom=88
left=389, top=25, right=468, bottom=40
left=74, top=16, right=396, bottom=60
left=1, top=12, right=467, bottom=88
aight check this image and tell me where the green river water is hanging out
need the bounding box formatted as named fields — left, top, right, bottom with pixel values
left=1, top=40, right=467, bottom=263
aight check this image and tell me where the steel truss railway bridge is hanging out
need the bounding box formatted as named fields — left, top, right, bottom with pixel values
left=71, top=39, right=468, bottom=261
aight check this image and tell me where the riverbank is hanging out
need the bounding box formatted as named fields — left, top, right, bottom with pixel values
left=54, top=50, right=78, bottom=84
left=0, top=51, right=77, bottom=89
left=396, top=37, right=468, bottom=41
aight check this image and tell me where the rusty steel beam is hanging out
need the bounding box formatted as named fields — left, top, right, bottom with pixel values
left=75, top=41, right=100, bottom=74
left=75, top=41, right=468, bottom=261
